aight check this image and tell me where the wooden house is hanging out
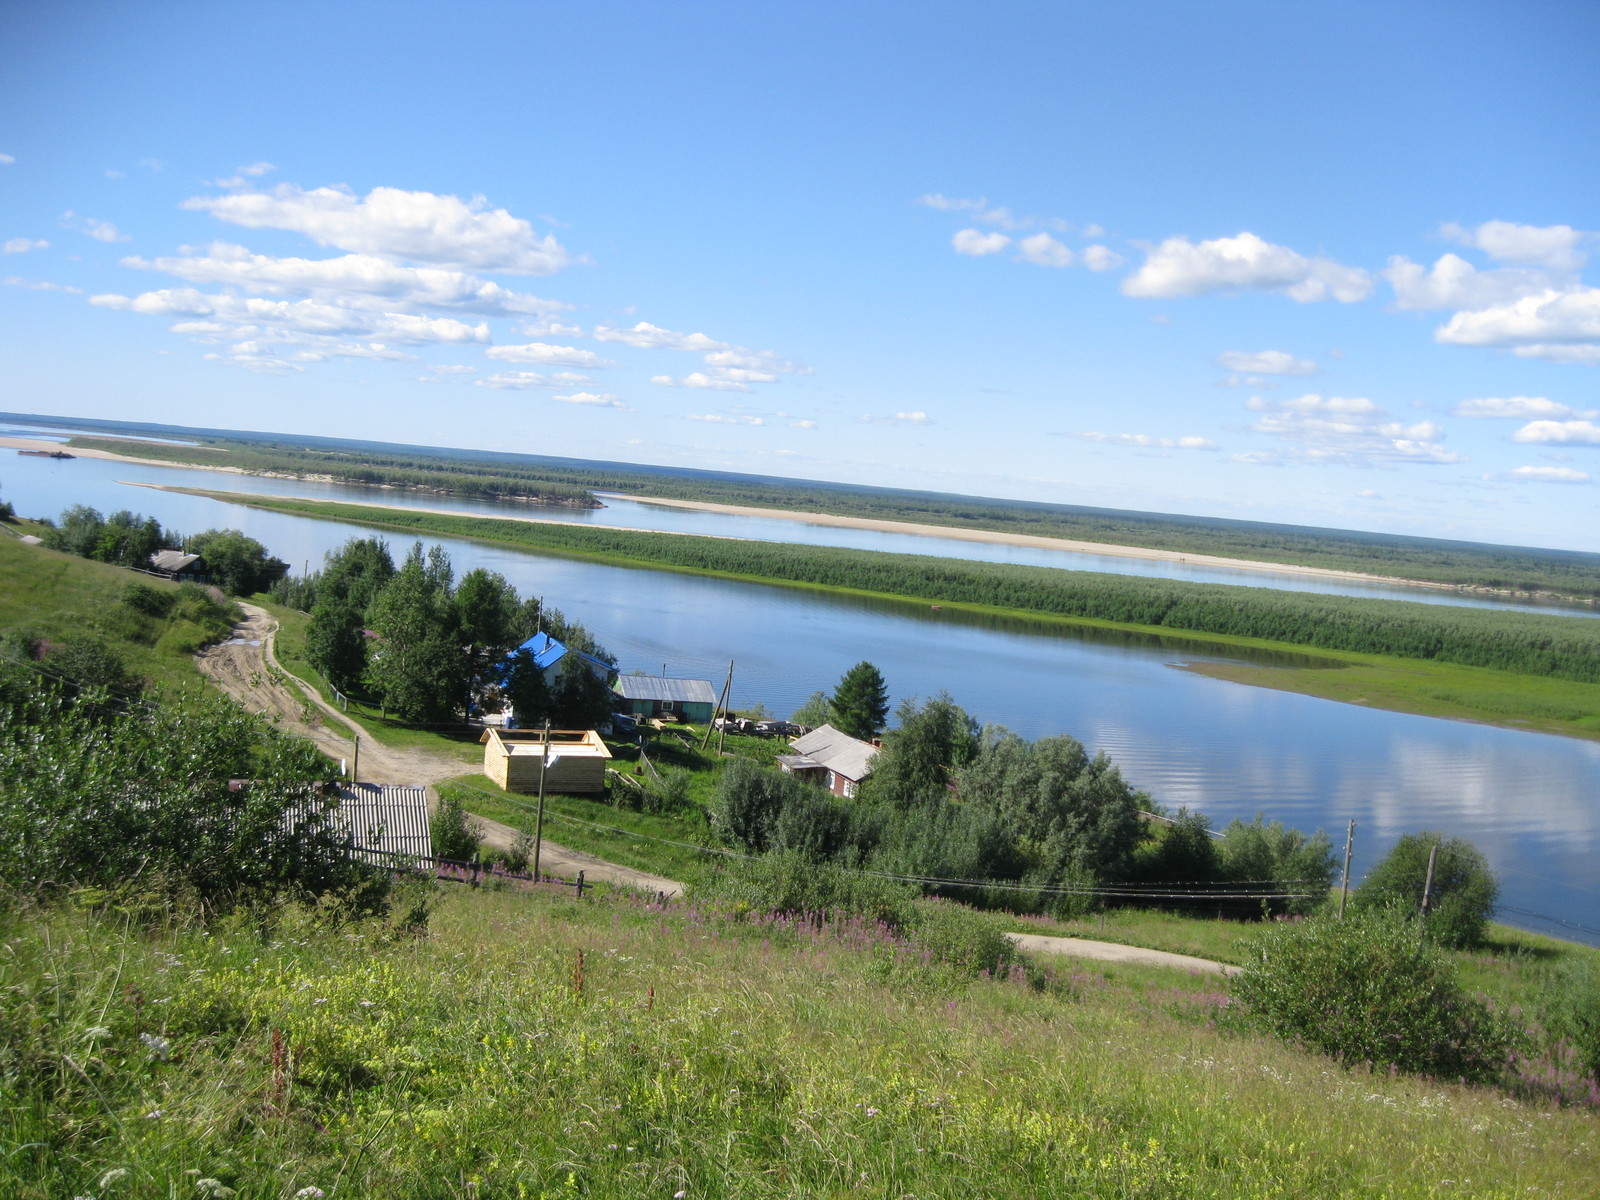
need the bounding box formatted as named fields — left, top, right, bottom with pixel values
left=612, top=674, right=717, bottom=724
left=778, top=723, right=879, bottom=798
left=147, top=548, right=206, bottom=581
left=480, top=727, right=612, bottom=795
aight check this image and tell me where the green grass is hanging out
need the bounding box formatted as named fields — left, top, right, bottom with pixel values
left=0, top=533, right=231, bottom=690
left=4, top=886, right=1596, bottom=1200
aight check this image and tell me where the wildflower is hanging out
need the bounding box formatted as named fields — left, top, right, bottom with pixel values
left=195, top=1180, right=234, bottom=1198
left=82, top=1026, right=113, bottom=1041
left=865, top=1107, right=880, bottom=1117
left=294, top=1189, right=326, bottom=1199
left=99, top=1167, right=131, bottom=1189
left=139, top=1033, right=170, bottom=1062
left=145, top=1109, right=165, bottom=1120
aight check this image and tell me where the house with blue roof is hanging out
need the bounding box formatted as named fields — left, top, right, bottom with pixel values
left=497, top=632, right=616, bottom=687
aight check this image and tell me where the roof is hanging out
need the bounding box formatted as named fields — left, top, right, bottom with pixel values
left=498, top=633, right=615, bottom=684
left=287, top=783, right=431, bottom=865
left=149, top=549, right=201, bottom=573
left=789, top=723, right=879, bottom=782
left=612, top=675, right=717, bottom=705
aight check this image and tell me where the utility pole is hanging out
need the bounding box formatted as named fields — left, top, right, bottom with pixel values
left=1420, top=840, right=1440, bottom=918
left=352, top=734, right=360, bottom=785
left=531, top=719, right=551, bottom=881
left=1338, top=819, right=1356, bottom=918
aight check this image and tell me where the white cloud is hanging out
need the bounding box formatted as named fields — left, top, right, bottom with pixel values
left=1384, top=253, right=1559, bottom=311
left=1510, top=419, right=1600, bottom=446
left=203, top=343, right=305, bottom=375
left=862, top=411, right=931, bottom=426
left=1068, top=432, right=1218, bottom=450
left=788, top=418, right=817, bottom=429
left=4, top=276, right=82, bottom=293
left=61, top=212, right=128, bottom=243
left=1505, top=465, right=1592, bottom=483
left=952, top=228, right=1011, bottom=256
left=594, top=321, right=729, bottom=352
left=184, top=183, right=573, bottom=274
left=919, top=194, right=986, bottom=213
left=1082, top=244, right=1122, bottom=272
left=1215, top=349, right=1318, bottom=376
left=1452, top=396, right=1586, bottom=420
left=688, top=412, right=765, bottom=426
left=125, top=242, right=563, bottom=316
left=650, top=372, right=752, bottom=392
left=554, top=391, right=625, bottom=408
left=1434, top=287, right=1600, bottom=354
left=423, top=363, right=477, bottom=375
left=1243, top=393, right=1463, bottom=465
left=475, top=371, right=572, bottom=390
left=516, top=316, right=585, bottom=338
left=3, top=237, right=47, bottom=254
left=1443, top=219, right=1590, bottom=272
left=92, top=287, right=490, bottom=344
left=486, top=342, right=615, bottom=368
left=1122, top=232, right=1371, bottom=302
left=288, top=341, right=415, bottom=363
left=0, top=153, right=14, bottom=165
left=1015, top=233, right=1074, bottom=268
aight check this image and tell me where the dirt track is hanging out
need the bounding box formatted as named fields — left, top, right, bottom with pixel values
left=197, top=603, right=683, bottom=896
left=1003, top=932, right=1241, bottom=977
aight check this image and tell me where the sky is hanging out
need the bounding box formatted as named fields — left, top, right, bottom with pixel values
left=2, top=1, right=1598, bottom=550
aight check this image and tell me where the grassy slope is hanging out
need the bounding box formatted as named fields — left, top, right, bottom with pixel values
left=5, top=887, right=1595, bottom=1200
left=178, top=490, right=1600, bottom=741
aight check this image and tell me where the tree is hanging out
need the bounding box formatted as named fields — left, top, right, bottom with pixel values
left=1353, top=832, right=1498, bottom=948
left=454, top=568, right=522, bottom=709
left=858, top=692, right=978, bottom=809
left=305, top=596, right=367, bottom=694
left=790, top=690, right=830, bottom=728
left=712, top=758, right=820, bottom=853
left=828, top=661, right=889, bottom=741
left=501, top=647, right=553, bottom=727
left=364, top=543, right=466, bottom=724
left=1217, top=814, right=1337, bottom=916
left=188, top=528, right=290, bottom=595
left=319, top=536, right=396, bottom=615
left=550, top=650, right=615, bottom=729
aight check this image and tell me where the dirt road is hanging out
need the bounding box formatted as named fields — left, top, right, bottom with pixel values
left=1004, top=932, right=1241, bottom=977
left=197, top=603, right=683, bottom=896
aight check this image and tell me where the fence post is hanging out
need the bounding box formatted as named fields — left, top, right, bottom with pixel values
left=575, top=869, right=585, bottom=899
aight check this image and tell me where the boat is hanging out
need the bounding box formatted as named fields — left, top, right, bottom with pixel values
left=17, top=449, right=75, bottom=459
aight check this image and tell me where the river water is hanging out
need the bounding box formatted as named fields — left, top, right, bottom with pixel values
left=4, top=435, right=1598, bottom=944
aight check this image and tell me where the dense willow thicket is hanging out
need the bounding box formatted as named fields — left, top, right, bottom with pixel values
left=228, top=495, right=1600, bottom=683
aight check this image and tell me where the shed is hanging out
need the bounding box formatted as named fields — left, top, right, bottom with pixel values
left=480, top=727, right=612, bottom=794
left=781, top=723, right=879, bottom=798
left=285, top=782, right=432, bottom=866
left=612, top=674, right=717, bottom=724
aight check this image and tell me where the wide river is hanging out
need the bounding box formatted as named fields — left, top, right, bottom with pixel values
left=5, top=434, right=1599, bottom=945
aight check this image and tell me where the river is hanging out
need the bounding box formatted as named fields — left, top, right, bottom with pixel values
left=4, top=436, right=1598, bottom=945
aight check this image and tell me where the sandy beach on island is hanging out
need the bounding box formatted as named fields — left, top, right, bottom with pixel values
left=6, top=431, right=1453, bottom=592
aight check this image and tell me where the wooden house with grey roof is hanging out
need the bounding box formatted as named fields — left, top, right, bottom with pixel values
left=778, top=723, right=879, bottom=798
left=611, top=674, right=717, bottom=724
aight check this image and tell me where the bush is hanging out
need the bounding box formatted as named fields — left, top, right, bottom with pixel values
left=1353, top=832, right=1498, bottom=948
left=430, top=794, right=483, bottom=862
left=119, top=580, right=175, bottom=617
left=902, top=897, right=1021, bottom=977
left=1233, top=908, right=1515, bottom=1081
left=704, top=851, right=920, bottom=931
left=1536, top=958, right=1600, bottom=1085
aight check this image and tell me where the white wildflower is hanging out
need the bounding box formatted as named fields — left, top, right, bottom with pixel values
left=139, top=1033, right=170, bottom=1062
left=195, top=1180, right=234, bottom=1198
left=293, top=1188, right=326, bottom=1199
left=99, top=1167, right=131, bottom=1188
left=82, top=1026, right=113, bottom=1041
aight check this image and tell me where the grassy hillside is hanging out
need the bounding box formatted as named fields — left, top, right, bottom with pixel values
left=4, top=885, right=1595, bottom=1200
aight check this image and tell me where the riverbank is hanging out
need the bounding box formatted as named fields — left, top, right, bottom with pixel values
left=143, top=484, right=1600, bottom=741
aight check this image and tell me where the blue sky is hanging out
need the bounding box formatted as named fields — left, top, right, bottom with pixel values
left=2, top=1, right=1598, bottom=549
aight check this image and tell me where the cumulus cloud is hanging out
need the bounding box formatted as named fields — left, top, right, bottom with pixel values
left=1016, top=233, right=1074, bottom=267
left=688, top=412, right=765, bottom=426
left=862, top=411, right=931, bottom=426
left=1067, top=432, right=1218, bottom=450
left=475, top=371, right=582, bottom=390
left=953, top=228, right=1011, bottom=257
left=650, top=372, right=751, bottom=393
left=486, top=342, right=615, bottom=368
left=1504, top=465, right=1591, bottom=483
left=1384, top=253, right=1560, bottom=311
left=594, top=321, right=728, bottom=352
left=517, top=316, right=585, bottom=338
left=184, top=183, right=573, bottom=274
left=1215, top=349, right=1318, bottom=376
left=554, top=391, right=625, bottom=408
left=1433, top=287, right=1600, bottom=358
left=1443, top=220, right=1591, bottom=272
left=919, top=194, right=1072, bottom=233
left=3, top=237, right=47, bottom=254
left=1242, top=393, right=1463, bottom=465
left=4, top=276, right=82, bottom=293
left=0, top=153, right=14, bottom=165
left=91, top=287, right=490, bottom=344
left=1510, top=419, right=1600, bottom=446
left=1452, top=396, right=1589, bottom=420
left=423, top=363, right=477, bottom=375
left=124, top=242, right=563, bottom=316
left=1122, top=232, right=1371, bottom=302
left=1082, top=244, right=1122, bottom=272
left=61, top=212, right=128, bottom=243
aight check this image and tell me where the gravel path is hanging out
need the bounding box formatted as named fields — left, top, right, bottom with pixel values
left=1004, top=932, right=1242, bottom=977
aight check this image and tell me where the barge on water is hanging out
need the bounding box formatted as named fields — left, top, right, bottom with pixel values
left=16, top=449, right=74, bottom=459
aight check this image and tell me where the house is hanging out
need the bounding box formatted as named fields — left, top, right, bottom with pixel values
left=778, top=723, right=879, bottom=798
left=480, top=727, right=612, bottom=794
left=148, top=548, right=206, bottom=581
left=497, top=632, right=615, bottom=687
left=285, top=782, right=432, bottom=866
left=611, top=674, right=717, bottom=724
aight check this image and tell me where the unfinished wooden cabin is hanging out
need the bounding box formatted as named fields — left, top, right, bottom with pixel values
left=479, top=728, right=612, bottom=795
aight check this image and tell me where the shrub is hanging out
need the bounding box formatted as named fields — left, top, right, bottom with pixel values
left=902, top=897, right=1021, bottom=977
left=430, top=794, right=483, bottom=862
left=1536, top=958, right=1600, bottom=1085
left=1353, top=832, right=1498, bottom=948
left=1233, top=908, right=1515, bottom=1080
left=705, top=851, right=919, bottom=931
left=119, top=580, right=175, bottom=617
